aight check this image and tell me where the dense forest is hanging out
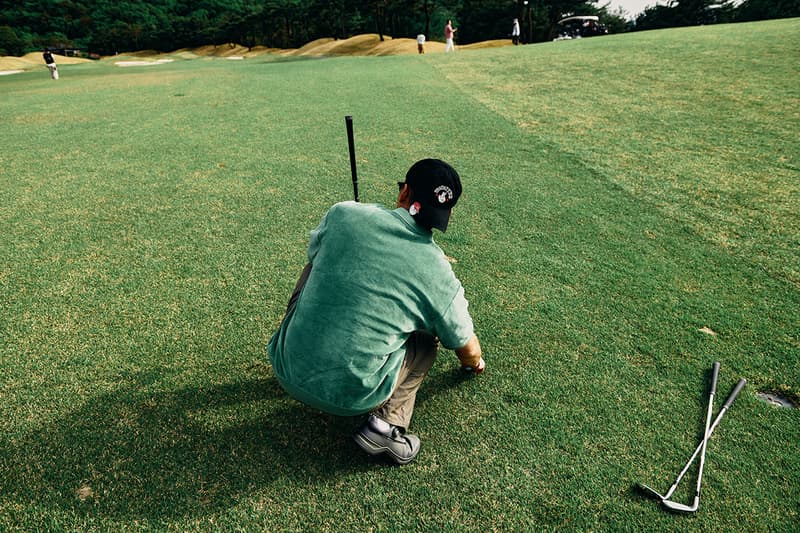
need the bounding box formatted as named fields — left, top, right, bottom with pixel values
left=1, top=0, right=797, bottom=56
left=634, top=0, right=800, bottom=30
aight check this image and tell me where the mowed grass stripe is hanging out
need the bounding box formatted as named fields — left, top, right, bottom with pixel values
left=434, top=19, right=800, bottom=287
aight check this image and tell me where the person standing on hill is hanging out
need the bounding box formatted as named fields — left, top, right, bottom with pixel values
left=444, top=20, right=457, bottom=52
left=42, top=48, right=58, bottom=79
left=512, top=18, right=521, bottom=45
left=268, top=159, right=485, bottom=465
left=417, top=33, right=426, bottom=54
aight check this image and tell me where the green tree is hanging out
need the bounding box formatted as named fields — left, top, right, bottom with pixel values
left=672, top=0, right=715, bottom=25
left=456, top=0, right=514, bottom=43
left=0, top=25, right=26, bottom=55
left=735, top=0, right=800, bottom=21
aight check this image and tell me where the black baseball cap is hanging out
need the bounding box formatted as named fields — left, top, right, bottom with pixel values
left=402, top=159, right=462, bottom=232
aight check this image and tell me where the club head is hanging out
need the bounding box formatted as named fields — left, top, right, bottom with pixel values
left=637, top=483, right=666, bottom=501
left=662, top=497, right=699, bottom=513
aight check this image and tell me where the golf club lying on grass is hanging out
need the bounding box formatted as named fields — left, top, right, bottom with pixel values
left=662, top=362, right=719, bottom=513
left=639, top=367, right=746, bottom=512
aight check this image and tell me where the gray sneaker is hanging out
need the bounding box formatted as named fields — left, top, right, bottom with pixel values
left=353, top=416, right=421, bottom=465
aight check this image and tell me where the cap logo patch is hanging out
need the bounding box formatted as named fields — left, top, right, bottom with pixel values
left=434, top=185, right=454, bottom=205
left=409, top=201, right=421, bottom=216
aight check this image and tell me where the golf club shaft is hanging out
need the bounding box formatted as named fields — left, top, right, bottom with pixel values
left=663, top=377, right=746, bottom=500
left=345, top=115, right=359, bottom=202
left=692, top=362, right=720, bottom=502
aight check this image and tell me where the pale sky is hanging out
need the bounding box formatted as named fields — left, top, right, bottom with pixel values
left=603, top=1, right=743, bottom=19
left=603, top=0, right=661, bottom=18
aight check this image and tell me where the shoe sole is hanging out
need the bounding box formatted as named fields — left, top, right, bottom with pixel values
left=353, top=432, right=417, bottom=465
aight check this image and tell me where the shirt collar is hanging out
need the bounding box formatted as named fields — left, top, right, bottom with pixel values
left=394, top=207, right=432, bottom=236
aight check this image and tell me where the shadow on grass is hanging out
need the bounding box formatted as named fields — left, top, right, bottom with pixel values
left=0, top=371, right=370, bottom=521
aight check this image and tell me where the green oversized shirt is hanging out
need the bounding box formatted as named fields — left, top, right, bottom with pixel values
left=268, top=201, right=474, bottom=416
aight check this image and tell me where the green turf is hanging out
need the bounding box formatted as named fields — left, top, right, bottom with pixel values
left=1, top=19, right=798, bottom=531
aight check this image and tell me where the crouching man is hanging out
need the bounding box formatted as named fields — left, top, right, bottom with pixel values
left=268, top=159, right=485, bottom=464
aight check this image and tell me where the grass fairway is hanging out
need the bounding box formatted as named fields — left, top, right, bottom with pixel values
left=1, top=18, right=798, bottom=531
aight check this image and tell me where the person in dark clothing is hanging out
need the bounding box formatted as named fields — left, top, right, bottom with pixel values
left=42, top=48, right=58, bottom=79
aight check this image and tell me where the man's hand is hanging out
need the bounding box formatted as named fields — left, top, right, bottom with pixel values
left=462, top=357, right=486, bottom=375
left=457, top=334, right=483, bottom=374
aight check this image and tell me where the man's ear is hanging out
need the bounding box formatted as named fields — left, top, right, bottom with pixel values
left=397, top=183, right=412, bottom=209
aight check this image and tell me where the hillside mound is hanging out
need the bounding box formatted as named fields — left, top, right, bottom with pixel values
left=0, top=52, right=90, bottom=72
left=1, top=34, right=513, bottom=74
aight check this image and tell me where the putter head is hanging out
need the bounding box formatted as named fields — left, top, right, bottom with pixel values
left=662, top=496, right=699, bottom=513
left=637, top=483, right=666, bottom=501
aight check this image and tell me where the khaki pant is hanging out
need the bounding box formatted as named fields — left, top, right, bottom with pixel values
left=285, top=264, right=437, bottom=429
left=374, top=330, right=437, bottom=429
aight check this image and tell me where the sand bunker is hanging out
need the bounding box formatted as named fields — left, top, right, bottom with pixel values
left=0, top=51, right=91, bottom=75
left=115, top=59, right=175, bottom=67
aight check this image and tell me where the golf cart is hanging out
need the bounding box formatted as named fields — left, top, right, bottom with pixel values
left=554, top=15, right=608, bottom=40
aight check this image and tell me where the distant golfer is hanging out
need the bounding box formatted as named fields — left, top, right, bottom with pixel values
left=268, top=159, right=485, bottom=465
left=444, top=20, right=457, bottom=52
left=417, top=33, right=426, bottom=54
left=42, top=48, right=58, bottom=79
left=512, top=18, right=521, bottom=45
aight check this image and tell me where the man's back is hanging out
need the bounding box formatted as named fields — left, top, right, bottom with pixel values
left=268, top=201, right=473, bottom=416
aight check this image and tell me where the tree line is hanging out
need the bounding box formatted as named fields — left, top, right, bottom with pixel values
left=633, top=0, right=800, bottom=31
left=1, top=0, right=797, bottom=57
